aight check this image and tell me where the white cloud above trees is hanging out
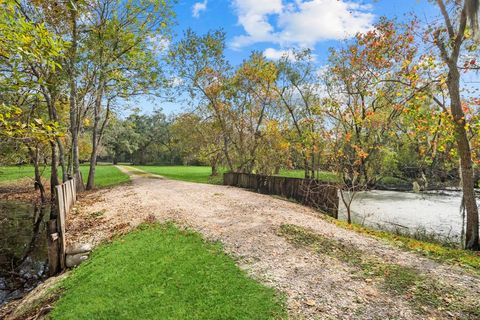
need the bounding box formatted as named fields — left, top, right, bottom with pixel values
left=263, top=48, right=294, bottom=60
left=192, top=0, right=208, bottom=18
left=231, top=0, right=374, bottom=49
left=262, top=47, right=317, bottom=61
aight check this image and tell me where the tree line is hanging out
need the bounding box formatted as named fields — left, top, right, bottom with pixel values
left=0, top=0, right=174, bottom=195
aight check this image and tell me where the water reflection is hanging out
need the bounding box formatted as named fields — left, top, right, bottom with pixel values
left=0, top=201, right=49, bottom=305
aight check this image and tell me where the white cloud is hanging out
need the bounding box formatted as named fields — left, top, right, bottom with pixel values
left=231, top=0, right=282, bottom=47
left=278, top=1, right=374, bottom=46
left=263, top=47, right=318, bottom=62
left=169, top=76, right=184, bottom=87
left=192, top=0, right=208, bottom=18
left=147, top=35, right=170, bottom=53
left=231, top=0, right=374, bottom=49
left=263, top=48, right=293, bottom=60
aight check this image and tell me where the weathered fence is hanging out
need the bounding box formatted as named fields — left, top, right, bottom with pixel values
left=223, top=172, right=339, bottom=218
left=47, top=178, right=77, bottom=275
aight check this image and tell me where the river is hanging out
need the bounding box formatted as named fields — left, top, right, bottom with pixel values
left=338, top=190, right=469, bottom=244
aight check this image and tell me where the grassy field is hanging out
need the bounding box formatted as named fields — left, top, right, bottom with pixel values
left=135, top=165, right=338, bottom=184
left=276, top=169, right=338, bottom=182
left=85, top=165, right=130, bottom=188
left=0, top=165, right=38, bottom=183
left=0, top=164, right=129, bottom=188
left=50, top=224, right=286, bottom=320
left=135, top=166, right=227, bottom=184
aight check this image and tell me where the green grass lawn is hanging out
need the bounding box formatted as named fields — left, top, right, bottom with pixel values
left=135, top=165, right=226, bottom=184
left=0, top=164, right=129, bottom=188
left=276, top=169, right=338, bottom=182
left=135, top=165, right=338, bottom=185
left=50, top=224, right=286, bottom=320
left=0, top=165, right=38, bottom=183
left=86, top=165, right=130, bottom=188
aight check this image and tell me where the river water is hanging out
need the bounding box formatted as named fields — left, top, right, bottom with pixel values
left=0, top=200, right=49, bottom=305
left=338, top=190, right=468, bottom=244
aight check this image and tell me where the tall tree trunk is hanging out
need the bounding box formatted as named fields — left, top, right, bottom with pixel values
left=29, top=146, right=46, bottom=204
left=86, top=84, right=102, bottom=190
left=211, top=157, right=219, bottom=176
left=86, top=148, right=97, bottom=190
left=56, top=138, right=67, bottom=182
left=448, top=66, right=479, bottom=249
left=223, top=135, right=234, bottom=172
left=304, top=156, right=310, bottom=179
left=50, top=141, right=59, bottom=219
left=67, top=150, right=73, bottom=179
left=435, top=0, right=479, bottom=250
left=139, top=149, right=146, bottom=165
left=113, top=152, right=118, bottom=165
left=68, top=2, right=83, bottom=191
left=310, top=146, right=315, bottom=179
left=86, top=79, right=111, bottom=190
left=211, top=165, right=218, bottom=176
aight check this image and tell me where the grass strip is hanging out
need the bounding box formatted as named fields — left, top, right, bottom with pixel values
left=50, top=223, right=286, bottom=320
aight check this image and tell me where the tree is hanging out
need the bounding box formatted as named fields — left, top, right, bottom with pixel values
left=169, top=29, right=236, bottom=170
left=223, top=52, right=278, bottom=173
left=275, top=49, right=323, bottom=178
left=0, top=0, right=66, bottom=204
left=128, top=110, right=171, bottom=165
left=324, top=19, right=418, bottom=223
left=103, top=116, right=140, bottom=165
left=393, top=96, right=458, bottom=188
left=431, top=0, right=479, bottom=249
left=467, top=0, right=480, bottom=34
left=171, top=113, right=223, bottom=175
left=83, top=0, right=174, bottom=189
left=253, top=119, right=291, bottom=175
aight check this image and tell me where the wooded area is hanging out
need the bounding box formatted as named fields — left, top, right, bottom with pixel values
left=1, top=0, right=479, bottom=250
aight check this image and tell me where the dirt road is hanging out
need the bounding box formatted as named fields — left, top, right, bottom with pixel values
left=67, top=166, right=480, bottom=319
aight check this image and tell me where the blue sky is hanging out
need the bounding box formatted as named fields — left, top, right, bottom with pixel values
left=135, top=0, right=438, bottom=115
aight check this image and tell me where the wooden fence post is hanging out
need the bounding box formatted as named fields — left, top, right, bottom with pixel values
left=49, top=178, right=77, bottom=274
left=46, top=220, right=59, bottom=276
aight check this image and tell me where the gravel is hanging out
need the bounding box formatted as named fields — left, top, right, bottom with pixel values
left=65, top=166, right=480, bottom=320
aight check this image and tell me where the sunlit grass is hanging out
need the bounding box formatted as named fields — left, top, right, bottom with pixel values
left=276, top=168, right=338, bottom=182
left=135, top=165, right=226, bottom=184
left=0, top=164, right=129, bottom=188
left=135, top=165, right=338, bottom=184
left=50, top=223, right=286, bottom=320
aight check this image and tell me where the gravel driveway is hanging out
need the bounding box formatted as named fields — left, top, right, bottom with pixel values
left=67, top=166, right=480, bottom=319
